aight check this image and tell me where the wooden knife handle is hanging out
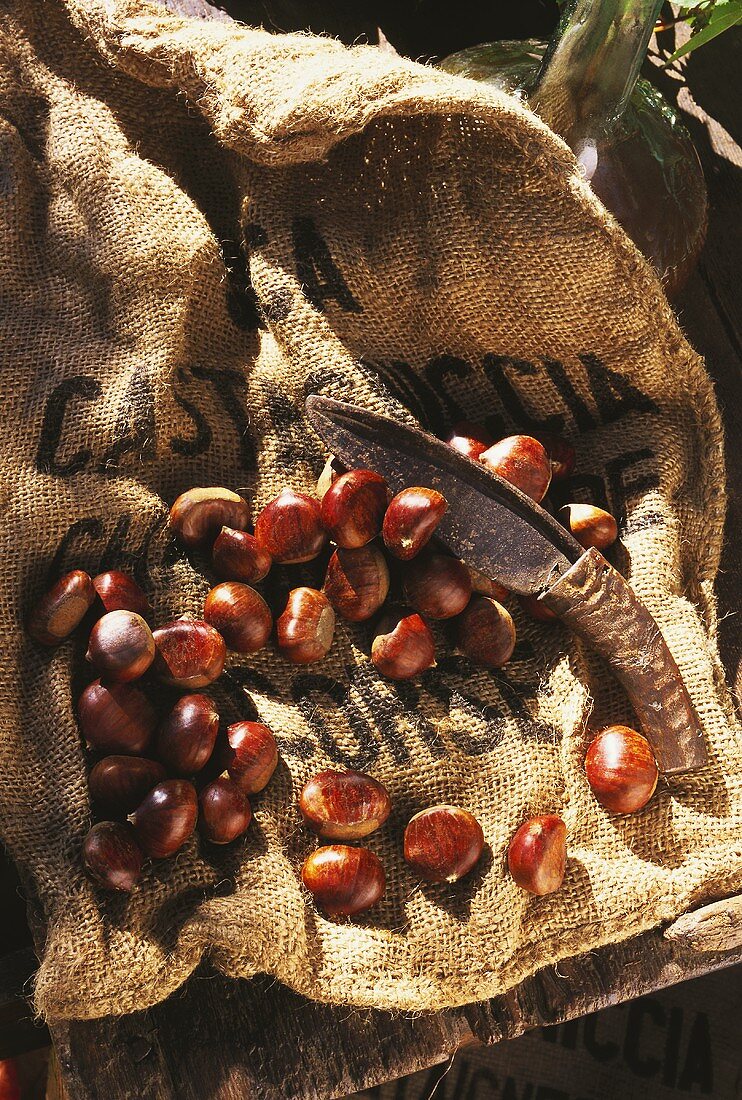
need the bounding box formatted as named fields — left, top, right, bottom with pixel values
left=540, top=547, right=707, bottom=775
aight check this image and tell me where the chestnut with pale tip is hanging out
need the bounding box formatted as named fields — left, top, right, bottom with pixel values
left=320, top=469, right=389, bottom=548
left=382, top=487, right=447, bottom=561
left=88, top=756, right=167, bottom=817
left=130, top=779, right=199, bottom=859
left=403, top=805, right=484, bottom=883
left=78, top=679, right=157, bottom=755
left=203, top=581, right=272, bottom=654
left=92, top=570, right=150, bottom=618
left=86, top=610, right=155, bottom=682
left=254, top=489, right=328, bottom=564
left=27, top=569, right=96, bottom=646
left=199, top=777, right=252, bottom=844
left=479, top=435, right=552, bottom=503
left=444, top=420, right=494, bottom=461
left=152, top=619, right=226, bottom=688
left=371, top=611, right=436, bottom=681
left=324, top=545, right=390, bottom=622
left=225, top=720, right=279, bottom=794
left=155, top=694, right=219, bottom=775
left=584, top=725, right=659, bottom=813
left=276, top=587, right=335, bottom=664
left=301, top=845, right=386, bottom=916
left=558, top=503, right=618, bottom=551
left=212, top=527, right=272, bottom=584
left=169, top=487, right=251, bottom=548
left=299, top=770, right=391, bottom=840
left=402, top=551, right=472, bottom=619
left=507, top=815, right=567, bottom=895
left=454, top=596, right=516, bottom=668
left=82, top=821, right=144, bottom=892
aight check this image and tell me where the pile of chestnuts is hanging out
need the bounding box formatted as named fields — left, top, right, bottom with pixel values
left=25, top=416, right=660, bottom=915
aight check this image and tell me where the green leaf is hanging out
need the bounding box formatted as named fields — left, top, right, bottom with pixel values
left=666, top=0, right=742, bottom=60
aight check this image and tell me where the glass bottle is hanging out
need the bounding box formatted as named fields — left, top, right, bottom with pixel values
left=440, top=0, right=707, bottom=297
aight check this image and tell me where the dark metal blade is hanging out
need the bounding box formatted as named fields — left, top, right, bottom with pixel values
left=306, top=396, right=583, bottom=595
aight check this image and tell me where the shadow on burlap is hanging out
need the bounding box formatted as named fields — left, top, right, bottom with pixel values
left=0, top=0, right=739, bottom=1021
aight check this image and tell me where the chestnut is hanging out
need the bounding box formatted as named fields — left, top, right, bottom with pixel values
left=403, top=805, right=484, bottom=883
left=299, top=770, right=391, bottom=840
left=402, top=551, right=472, bottom=619
left=131, top=779, right=198, bottom=858
left=467, top=565, right=510, bottom=603
left=199, top=777, right=252, bottom=844
left=507, top=814, right=567, bottom=895
left=86, top=610, right=155, bottom=682
left=203, top=582, right=272, bottom=654
left=320, top=469, right=389, bottom=548
left=371, top=611, right=436, bottom=681
left=584, top=726, right=658, bottom=814
left=169, top=487, right=250, bottom=548
left=301, top=845, right=385, bottom=916
left=155, top=694, right=219, bottom=775
left=276, top=587, right=335, bottom=664
left=152, top=620, right=226, bottom=688
left=382, top=487, right=447, bottom=561
left=316, top=454, right=347, bottom=500
left=92, top=570, right=150, bottom=618
left=558, top=503, right=618, bottom=551
left=225, top=720, right=279, bottom=793
left=454, top=596, right=516, bottom=668
left=27, top=569, right=95, bottom=646
left=88, top=756, right=167, bottom=816
left=518, top=593, right=558, bottom=622
left=82, top=821, right=144, bottom=892
left=78, top=679, right=157, bottom=754
left=534, top=432, right=576, bottom=481
left=212, top=526, right=272, bottom=584
left=479, top=435, right=552, bottom=503
left=254, top=490, right=328, bottom=564
left=444, top=420, right=494, bottom=461
left=323, top=546, right=390, bottom=622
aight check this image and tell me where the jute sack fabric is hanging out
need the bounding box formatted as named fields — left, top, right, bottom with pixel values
left=1, top=0, right=740, bottom=1022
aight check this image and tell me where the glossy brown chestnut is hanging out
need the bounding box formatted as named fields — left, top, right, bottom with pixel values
left=78, top=679, right=157, bottom=754
left=382, top=487, right=447, bottom=561
left=225, top=720, right=279, bottom=794
left=86, top=610, right=155, bottom=682
left=320, top=469, right=389, bottom=548
left=203, top=582, right=272, bottom=654
left=212, top=526, right=272, bottom=584
left=454, top=596, right=516, bottom=668
left=371, top=611, right=436, bottom=681
left=518, top=593, right=558, bottom=623
left=323, top=546, right=390, bottom=622
left=131, top=779, right=198, bottom=858
left=558, top=503, right=618, bottom=551
left=88, top=756, right=167, bottom=816
left=402, top=551, right=472, bottom=619
left=152, top=620, right=226, bottom=689
left=199, top=777, right=252, bottom=844
left=444, top=420, right=494, bottom=461
left=254, top=490, right=328, bottom=564
left=82, top=821, right=144, bottom=892
left=479, top=435, right=552, bottom=503
left=466, top=565, right=510, bottom=603
left=584, top=726, right=658, bottom=814
left=155, top=694, right=220, bottom=775
left=301, top=845, right=385, bottom=916
left=316, top=455, right=347, bottom=500
left=27, top=569, right=96, bottom=646
left=507, top=814, right=567, bottom=895
left=276, top=587, right=335, bottom=664
left=534, top=432, right=576, bottom=481
left=169, top=487, right=251, bottom=548
left=299, top=770, right=391, bottom=840
left=404, top=805, right=484, bottom=883
left=92, top=571, right=150, bottom=618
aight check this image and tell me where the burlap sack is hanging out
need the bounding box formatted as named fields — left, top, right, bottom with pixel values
left=1, top=0, right=739, bottom=1022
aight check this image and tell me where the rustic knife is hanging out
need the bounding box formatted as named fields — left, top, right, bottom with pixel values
left=305, top=395, right=707, bottom=775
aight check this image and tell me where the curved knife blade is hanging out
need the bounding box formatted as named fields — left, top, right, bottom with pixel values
left=306, top=395, right=583, bottom=595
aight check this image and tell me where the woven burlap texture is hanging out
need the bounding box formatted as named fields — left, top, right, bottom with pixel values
left=1, top=0, right=739, bottom=1022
